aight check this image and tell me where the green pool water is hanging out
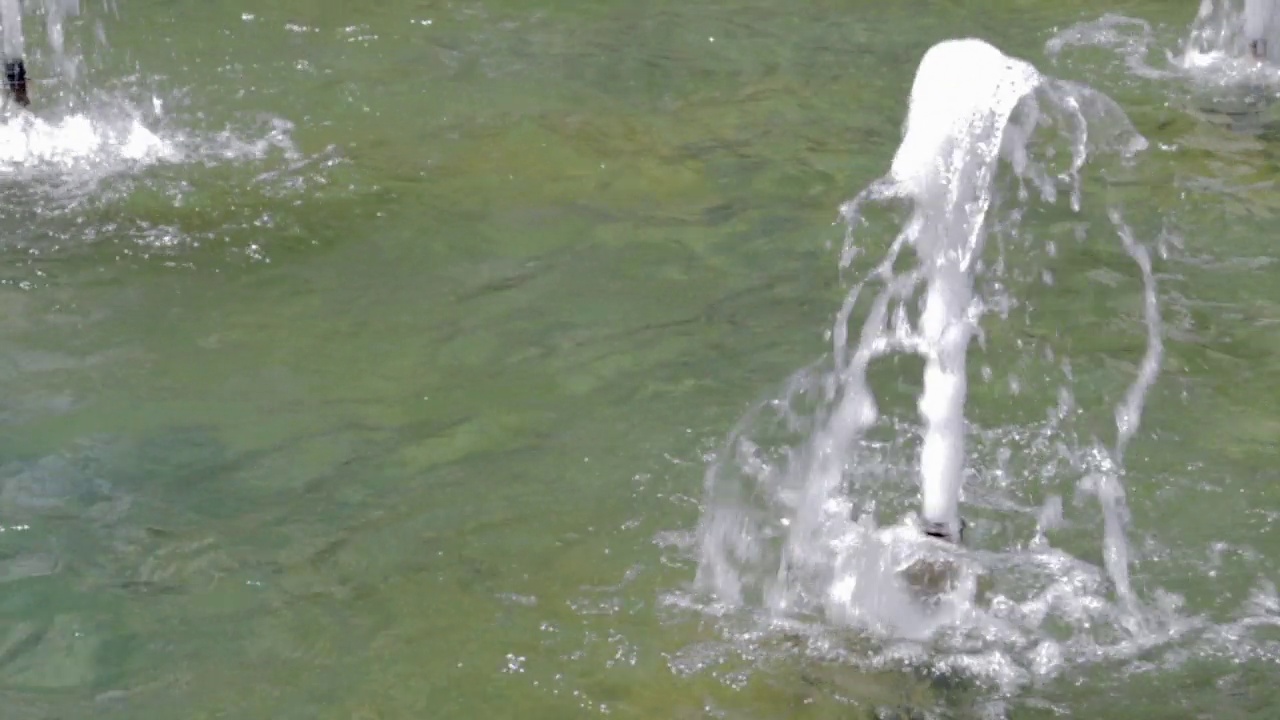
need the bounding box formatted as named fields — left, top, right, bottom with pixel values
left=0, top=0, right=1279, bottom=717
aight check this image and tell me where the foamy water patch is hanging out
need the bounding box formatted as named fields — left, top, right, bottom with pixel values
left=0, top=111, right=176, bottom=170
left=679, top=36, right=1198, bottom=708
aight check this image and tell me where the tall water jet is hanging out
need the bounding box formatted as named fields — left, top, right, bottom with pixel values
left=1, top=0, right=28, bottom=105
left=693, top=36, right=1157, bottom=669
left=888, top=40, right=1042, bottom=542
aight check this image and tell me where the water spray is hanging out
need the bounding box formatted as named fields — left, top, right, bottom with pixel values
left=696, top=36, right=1151, bottom=632
left=883, top=39, right=1045, bottom=545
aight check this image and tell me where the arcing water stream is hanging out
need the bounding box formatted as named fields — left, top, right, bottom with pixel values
left=672, top=8, right=1280, bottom=713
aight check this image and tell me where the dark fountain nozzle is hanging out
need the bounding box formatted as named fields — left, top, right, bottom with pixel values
left=1251, top=39, right=1268, bottom=62
left=4, top=58, right=26, bottom=107
left=922, top=517, right=967, bottom=544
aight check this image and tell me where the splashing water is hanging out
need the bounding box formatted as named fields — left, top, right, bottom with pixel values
left=1171, top=0, right=1280, bottom=99
left=688, top=38, right=1183, bottom=694
left=0, top=0, right=25, bottom=66
left=0, top=1, right=316, bottom=260
left=1186, top=0, right=1280, bottom=64
left=0, top=2, right=157, bottom=189
left=1046, top=1, right=1280, bottom=92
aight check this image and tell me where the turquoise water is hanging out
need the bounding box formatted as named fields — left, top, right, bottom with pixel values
left=0, top=1, right=1278, bottom=717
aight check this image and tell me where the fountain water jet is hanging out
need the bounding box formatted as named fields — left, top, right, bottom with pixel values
left=1244, top=0, right=1279, bottom=59
left=1182, top=0, right=1280, bottom=67
left=1, top=0, right=29, bottom=105
left=1043, top=2, right=1280, bottom=134
left=694, top=37, right=1156, bottom=663
left=888, top=40, right=1042, bottom=543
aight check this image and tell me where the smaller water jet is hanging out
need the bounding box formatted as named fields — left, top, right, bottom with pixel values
left=1046, top=1, right=1280, bottom=91
left=693, top=36, right=1158, bottom=681
left=1182, top=0, right=1280, bottom=71
left=1243, top=0, right=1279, bottom=60
left=1, top=0, right=29, bottom=105
left=1043, top=3, right=1280, bottom=135
left=885, top=39, right=1044, bottom=544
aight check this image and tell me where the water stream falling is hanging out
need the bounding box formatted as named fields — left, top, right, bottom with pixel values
left=687, top=38, right=1176, bottom=693
left=1244, top=0, right=1280, bottom=57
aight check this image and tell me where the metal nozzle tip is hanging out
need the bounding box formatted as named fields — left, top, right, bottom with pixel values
left=4, top=59, right=28, bottom=107
left=922, top=518, right=966, bottom=544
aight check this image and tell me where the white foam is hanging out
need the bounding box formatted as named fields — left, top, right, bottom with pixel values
left=0, top=112, right=175, bottom=170
left=1244, top=0, right=1280, bottom=49
left=1050, top=2, right=1280, bottom=88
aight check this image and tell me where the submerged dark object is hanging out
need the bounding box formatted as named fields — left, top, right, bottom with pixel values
left=4, top=57, right=26, bottom=106
left=1251, top=38, right=1268, bottom=62
left=922, top=517, right=966, bottom=544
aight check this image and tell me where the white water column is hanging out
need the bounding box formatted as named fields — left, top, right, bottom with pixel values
left=917, top=263, right=973, bottom=538
left=889, top=39, right=1043, bottom=541
left=0, top=0, right=22, bottom=61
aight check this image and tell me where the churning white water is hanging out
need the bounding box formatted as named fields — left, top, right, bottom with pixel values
left=683, top=38, right=1190, bottom=694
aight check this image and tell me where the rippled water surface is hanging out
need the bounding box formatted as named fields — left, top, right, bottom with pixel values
left=1, top=0, right=1279, bottom=717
